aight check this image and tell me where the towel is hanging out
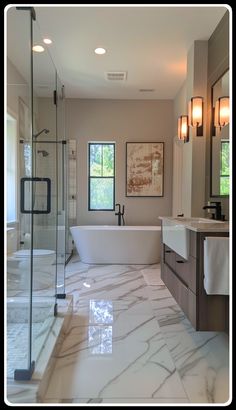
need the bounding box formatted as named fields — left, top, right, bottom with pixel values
left=203, top=237, right=229, bottom=295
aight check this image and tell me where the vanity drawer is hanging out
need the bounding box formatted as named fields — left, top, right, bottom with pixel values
left=164, top=263, right=189, bottom=318
left=164, top=244, right=175, bottom=271
left=175, top=254, right=196, bottom=291
left=188, top=289, right=197, bottom=328
left=175, top=254, right=189, bottom=285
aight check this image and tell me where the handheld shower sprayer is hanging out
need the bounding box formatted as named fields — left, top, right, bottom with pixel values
left=33, top=128, right=50, bottom=139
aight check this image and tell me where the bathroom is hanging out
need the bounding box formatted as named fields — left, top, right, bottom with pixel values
left=5, top=5, right=231, bottom=405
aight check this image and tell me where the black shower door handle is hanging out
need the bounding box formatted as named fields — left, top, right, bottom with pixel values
left=20, top=177, right=51, bottom=214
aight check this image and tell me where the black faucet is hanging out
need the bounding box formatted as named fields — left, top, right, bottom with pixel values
left=115, top=203, right=125, bottom=226
left=203, top=201, right=222, bottom=220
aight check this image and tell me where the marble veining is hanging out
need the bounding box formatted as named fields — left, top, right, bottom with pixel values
left=159, top=216, right=229, bottom=232
left=41, top=258, right=230, bottom=404
left=6, top=297, right=73, bottom=405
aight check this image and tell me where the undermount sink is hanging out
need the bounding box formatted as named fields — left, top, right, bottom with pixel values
left=173, top=217, right=223, bottom=223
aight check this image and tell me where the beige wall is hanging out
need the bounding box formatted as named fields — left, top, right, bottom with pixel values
left=172, top=41, right=208, bottom=218
left=65, top=99, right=173, bottom=226
left=172, top=11, right=229, bottom=221
left=172, top=81, right=186, bottom=216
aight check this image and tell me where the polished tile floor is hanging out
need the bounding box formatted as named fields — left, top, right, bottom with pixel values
left=43, top=257, right=230, bottom=404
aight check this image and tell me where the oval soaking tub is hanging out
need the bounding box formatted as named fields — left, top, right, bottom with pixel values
left=70, top=225, right=161, bottom=264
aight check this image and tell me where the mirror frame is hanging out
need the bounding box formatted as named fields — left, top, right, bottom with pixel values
left=210, top=68, right=229, bottom=198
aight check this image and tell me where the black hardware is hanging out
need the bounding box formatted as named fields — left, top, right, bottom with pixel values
left=115, top=203, right=125, bottom=226
left=14, top=361, right=35, bottom=381
left=54, top=303, right=58, bottom=317
left=20, top=177, right=51, bottom=214
left=176, top=260, right=184, bottom=264
left=62, top=140, right=67, bottom=144
left=196, top=124, right=203, bottom=137
left=16, top=7, right=36, bottom=20
left=56, top=293, right=66, bottom=299
left=165, top=250, right=172, bottom=253
left=33, top=128, right=49, bottom=139
left=203, top=201, right=222, bottom=220
left=53, top=90, right=57, bottom=105
left=177, top=214, right=184, bottom=217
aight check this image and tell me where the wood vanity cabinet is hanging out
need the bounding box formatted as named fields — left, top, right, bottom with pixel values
left=161, top=230, right=229, bottom=332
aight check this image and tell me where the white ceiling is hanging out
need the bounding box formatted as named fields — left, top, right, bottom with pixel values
left=7, top=5, right=227, bottom=99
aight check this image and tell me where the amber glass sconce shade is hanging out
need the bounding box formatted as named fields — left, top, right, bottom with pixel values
left=214, top=96, right=229, bottom=128
left=178, top=115, right=189, bottom=143
left=188, top=96, right=203, bottom=136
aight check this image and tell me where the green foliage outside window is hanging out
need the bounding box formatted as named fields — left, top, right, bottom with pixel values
left=220, top=141, right=229, bottom=195
left=89, top=143, right=115, bottom=210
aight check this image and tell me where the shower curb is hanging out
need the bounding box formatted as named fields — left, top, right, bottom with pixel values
left=36, top=295, right=73, bottom=402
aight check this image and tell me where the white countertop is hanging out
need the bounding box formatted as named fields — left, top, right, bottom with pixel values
left=159, top=216, right=229, bottom=233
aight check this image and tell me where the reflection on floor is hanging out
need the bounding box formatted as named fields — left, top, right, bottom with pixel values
left=42, top=257, right=229, bottom=404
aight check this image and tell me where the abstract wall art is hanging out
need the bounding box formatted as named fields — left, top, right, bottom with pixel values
left=126, top=142, right=164, bottom=197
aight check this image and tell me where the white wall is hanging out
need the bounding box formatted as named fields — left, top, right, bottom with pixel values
left=65, top=99, right=173, bottom=226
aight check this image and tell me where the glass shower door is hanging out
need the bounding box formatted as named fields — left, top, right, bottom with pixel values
left=31, top=18, right=57, bottom=364
left=6, top=6, right=34, bottom=380
left=56, top=76, right=66, bottom=297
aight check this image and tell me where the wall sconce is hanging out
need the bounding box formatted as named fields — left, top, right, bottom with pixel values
left=188, top=96, right=203, bottom=136
left=214, top=96, right=230, bottom=128
left=178, top=115, right=189, bottom=143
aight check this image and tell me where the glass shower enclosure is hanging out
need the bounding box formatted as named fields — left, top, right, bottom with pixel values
left=6, top=6, right=66, bottom=381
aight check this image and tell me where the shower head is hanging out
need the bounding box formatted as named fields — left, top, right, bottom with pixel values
left=33, top=128, right=50, bottom=139
left=37, top=150, right=49, bottom=157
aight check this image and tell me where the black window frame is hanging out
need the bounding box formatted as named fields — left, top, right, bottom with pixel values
left=220, top=140, right=230, bottom=196
left=88, top=142, right=115, bottom=211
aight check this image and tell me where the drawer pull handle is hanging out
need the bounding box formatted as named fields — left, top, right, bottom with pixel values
left=176, top=260, right=184, bottom=263
left=165, top=250, right=172, bottom=253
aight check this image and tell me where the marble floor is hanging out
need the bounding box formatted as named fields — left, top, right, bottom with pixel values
left=42, top=257, right=230, bottom=405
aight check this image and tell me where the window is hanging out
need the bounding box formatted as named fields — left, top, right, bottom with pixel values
left=88, top=143, right=115, bottom=210
left=6, top=114, right=17, bottom=222
left=220, top=140, right=229, bottom=195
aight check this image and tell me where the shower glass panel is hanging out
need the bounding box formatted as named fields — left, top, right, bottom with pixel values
left=66, top=139, right=77, bottom=261
left=56, top=76, right=66, bottom=296
left=6, top=7, right=33, bottom=379
left=6, top=6, right=66, bottom=382
left=31, top=18, right=57, bottom=364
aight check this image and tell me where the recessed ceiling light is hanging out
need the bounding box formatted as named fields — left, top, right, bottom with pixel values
left=94, top=47, right=106, bottom=55
left=43, top=38, right=52, bottom=45
left=32, top=45, right=45, bottom=53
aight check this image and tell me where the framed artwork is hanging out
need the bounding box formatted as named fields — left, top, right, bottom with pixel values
left=126, top=142, right=164, bottom=197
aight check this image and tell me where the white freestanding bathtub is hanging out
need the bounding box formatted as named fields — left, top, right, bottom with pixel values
left=70, top=225, right=161, bottom=264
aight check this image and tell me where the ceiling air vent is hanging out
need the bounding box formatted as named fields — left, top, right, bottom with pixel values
left=106, top=71, right=127, bottom=81
left=139, top=89, right=155, bottom=92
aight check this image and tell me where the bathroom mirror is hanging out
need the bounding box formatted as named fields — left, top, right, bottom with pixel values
left=210, top=69, right=229, bottom=197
